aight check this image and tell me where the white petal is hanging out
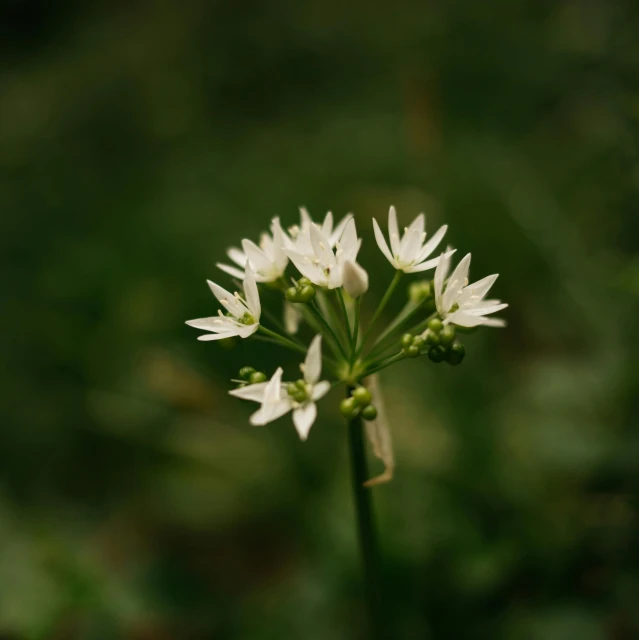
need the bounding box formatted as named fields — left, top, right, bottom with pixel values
left=388, top=206, right=400, bottom=257
left=243, top=265, right=261, bottom=320
left=250, top=399, right=292, bottom=426
left=434, top=251, right=452, bottom=313
left=227, top=247, right=247, bottom=267
left=216, top=263, right=246, bottom=280
left=330, top=214, right=352, bottom=247
left=417, top=224, right=448, bottom=262
left=321, top=211, right=333, bottom=237
left=309, top=223, right=335, bottom=267
left=270, top=218, right=289, bottom=271
left=241, top=239, right=272, bottom=273
left=445, top=311, right=486, bottom=328
left=293, top=403, right=317, bottom=440
left=464, top=302, right=509, bottom=316
left=229, top=382, right=269, bottom=402
left=311, top=380, right=330, bottom=401
left=406, top=248, right=456, bottom=273
left=207, top=280, right=245, bottom=317
left=197, top=331, right=240, bottom=340
left=236, top=323, right=259, bottom=338
left=342, top=259, right=369, bottom=298
left=398, top=228, right=422, bottom=267
left=284, top=301, right=301, bottom=335
left=442, top=253, right=471, bottom=314
left=303, top=334, right=323, bottom=384
left=372, top=218, right=394, bottom=265
left=338, top=217, right=360, bottom=259
left=481, top=317, right=507, bottom=328
left=458, top=274, right=499, bottom=304
left=284, top=248, right=327, bottom=286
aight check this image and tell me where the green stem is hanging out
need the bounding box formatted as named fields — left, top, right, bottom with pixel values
left=356, top=271, right=402, bottom=358
left=363, top=352, right=405, bottom=377
left=336, top=288, right=352, bottom=346
left=365, top=303, right=430, bottom=361
left=309, top=301, right=349, bottom=361
left=257, top=326, right=308, bottom=357
left=346, top=388, right=384, bottom=639
left=351, top=298, right=361, bottom=365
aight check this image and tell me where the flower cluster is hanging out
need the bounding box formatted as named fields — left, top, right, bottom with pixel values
left=187, top=206, right=507, bottom=482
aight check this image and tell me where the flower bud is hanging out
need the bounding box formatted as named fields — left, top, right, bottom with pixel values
left=440, top=324, right=456, bottom=346
left=405, top=345, right=420, bottom=358
left=298, top=285, right=316, bottom=302
left=340, top=397, right=358, bottom=418
left=427, top=318, right=443, bottom=333
left=408, top=280, right=432, bottom=304
left=342, top=259, right=369, bottom=299
left=352, top=386, right=372, bottom=406
left=427, top=345, right=446, bottom=363
left=401, top=333, right=413, bottom=348
left=445, top=341, right=466, bottom=366
left=249, top=371, right=267, bottom=384
left=239, top=366, right=256, bottom=380
left=286, top=287, right=300, bottom=302
left=362, top=405, right=378, bottom=421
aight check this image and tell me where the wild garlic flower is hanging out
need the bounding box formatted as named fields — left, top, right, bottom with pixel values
left=285, top=217, right=364, bottom=289
left=229, top=336, right=330, bottom=440
left=217, top=217, right=288, bottom=283
left=373, top=205, right=452, bottom=273
left=434, top=252, right=507, bottom=328
left=287, top=207, right=351, bottom=248
left=186, top=264, right=261, bottom=340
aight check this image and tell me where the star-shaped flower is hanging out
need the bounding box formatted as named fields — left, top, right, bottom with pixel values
left=434, top=252, right=507, bottom=328
left=217, top=217, right=288, bottom=283
left=186, top=264, right=261, bottom=340
left=285, top=217, right=364, bottom=289
left=229, top=335, right=330, bottom=440
left=373, top=205, right=453, bottom=273
left=287, top=208, right=351, bottom=249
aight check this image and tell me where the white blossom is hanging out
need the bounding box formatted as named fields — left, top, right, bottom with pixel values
left=217, top=217, right=288, bottom=283
left=286, top=207, right=351, bottom=248
left=373, top=205, right=453, bottom=273
left=342, top=259, right=369, bottom=298
left=186, top=264, right=261, bottom=340
left=228, top=335, right=330, bottom=440
left=285, top=217, right=361, bottom=289
left=434, top=252, right=507, bottom=328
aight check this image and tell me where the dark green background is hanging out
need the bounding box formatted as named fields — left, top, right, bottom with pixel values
left=2, top=1, right=638, bottom=638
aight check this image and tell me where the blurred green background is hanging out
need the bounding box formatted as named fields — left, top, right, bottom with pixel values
left=2, top=1, right=639, bottom=638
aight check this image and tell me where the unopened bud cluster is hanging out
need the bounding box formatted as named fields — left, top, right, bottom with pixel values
left=401, top=317, right=465, bottom=366
left=286, top=277, right=316, bottom=303
left=340, top=386, right=378, bottom=421
left=237, top=366, right=267, bottom=386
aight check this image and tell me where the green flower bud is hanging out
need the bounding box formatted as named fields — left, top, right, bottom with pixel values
left=295, top=379, right=306, bottom=389
left=287, top=383, right=297, bottom=396
left=408, top=280, right=432, bottom=304
left=440, top=324, right=456, bottom=346
left=286, top=287, right=300, bottom=302
left=249, top=371, right=267, bottom=384
left=239, top=366, right=256, bottom=380
left=425, top=330, right=440, bottom=345
left=352, top=386, right=372, bottom=406
left=401, top=333, right=413, bottom=348
left=428, top=345, right=446, bottom=363
left=293, top=390, right=307, bottom=403
left=445, top=341, right=466, bottom=366
left=297, top=277, right=312, bottom=287
left=427, top=317, right=443, bottom=333
left=340, top=397, right=358, bottom=418
left=412, top=336, right=425, bottom=348
left=298, top=285, right=316, bottom=303
left=362, top=405, right=378, bottom=421
left=405, top=345, right=420, bottom=358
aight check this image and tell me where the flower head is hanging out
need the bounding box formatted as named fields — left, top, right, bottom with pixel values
left=285, top=217, right=362, bottom=289
left=373, top=205, right=452, bottom=273
left=217, top=217, right=288, bottom=283
left=434, top=252, right=507, bottom=328
left=186, top=264, right=261, bottom=340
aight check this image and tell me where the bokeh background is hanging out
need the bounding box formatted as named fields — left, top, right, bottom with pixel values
left=2, top=1, right=639, bottom=638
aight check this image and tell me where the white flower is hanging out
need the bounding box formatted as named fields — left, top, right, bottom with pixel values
left=285, top=217, right=361, bottom=289
left=217, top=217, right=288, bottom=283
left=373, top=205, right=453, bottom=273
left=287, top=207, right=351, bottom=249
left=186, top=264, right=261, bottom=340
left=434, top=252, right=507, bottom=328
left=342, top=259, right=369, bottom=298
left=228, top=335, right=330, bottom=440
